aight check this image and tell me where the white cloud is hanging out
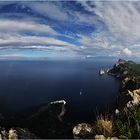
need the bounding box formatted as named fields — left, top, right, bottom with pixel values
left=0, top=1, right=140, bottom=58
left=0, top=19, right=58, bottom=35
left=78, top=33, right=114, bottom=49
left=25, top=2, right=102, bottom=26
left=122, top=48, right=132, bottom=56
left=26, top=2, right=69, bottom=21
left=18, top=45, right=74, bottom=52
left=0, top=54, right=29, bottom=58
left=76, top=1, right=140, bottom=57
left=73, top=11, right=102, bottom=26
left=87, top=1, right=140, bottom=43
left=0, top=34, right=78, bottom=52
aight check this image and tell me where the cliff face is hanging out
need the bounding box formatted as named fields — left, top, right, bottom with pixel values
left=26, top=100, right=72, bottom=139
left=106, top=59, right=140, bottom=139
left=107, top=59, right=140, bottom=108
left=0, top=59, right=140, bottom=139
left=108, top=59, right=135, bottom=78
left=0, top=100, right=73, bottom=139
left=108, top=59, right=140, bottom=91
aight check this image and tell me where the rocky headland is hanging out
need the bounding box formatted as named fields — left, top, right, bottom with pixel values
left=72, top=59, right=140, bottom=139
left=0, top=59, right=140, bottom=139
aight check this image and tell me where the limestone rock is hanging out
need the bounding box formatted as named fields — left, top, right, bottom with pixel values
left=95, top=135, right=118, bottom=140
left=127, top=89, right=140, bottom=107
left=73, top=123, right=93, bottom=139
left=50, top=100, right=66, bottom=122
left=0, top=127, right=37, bottom=139
left=9, top=129, right=17, bottom=140
left=107, top=137, right=118, bottom=140
left=95, top=135, right=106, bottom=140
left=115, top=109, right=120, bottom=115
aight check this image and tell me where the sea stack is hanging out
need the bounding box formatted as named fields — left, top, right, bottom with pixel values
left=99, top=69, right=105, bottom=76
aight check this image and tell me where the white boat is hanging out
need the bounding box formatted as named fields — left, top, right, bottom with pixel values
left=99, top=69, right=105, bottom=75
left=80, top=88, right=83, bottom=95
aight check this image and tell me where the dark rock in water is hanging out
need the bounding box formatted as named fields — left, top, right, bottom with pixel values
left=99, top=69, right=105, bottom=76
left=50, top=100, right=66, bottom=122
left=0, top=100, right=73, bottom=139
left=26, top=100, right=73, bottom=139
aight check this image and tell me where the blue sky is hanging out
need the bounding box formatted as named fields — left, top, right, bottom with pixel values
left=0, top=1, right=140, bottom=59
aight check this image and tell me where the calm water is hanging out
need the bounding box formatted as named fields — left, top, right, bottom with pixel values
left=0, top=59, right=119, bottom=122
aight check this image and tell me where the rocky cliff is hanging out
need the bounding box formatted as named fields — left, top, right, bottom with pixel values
left=72, top=59, right=140, bottom=139
left=108, top=59, right=140, bottom=108
left=0, top=59, right=140, bottom=139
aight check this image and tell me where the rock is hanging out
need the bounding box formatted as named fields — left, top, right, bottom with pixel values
left=1, top=129, right=8, bottom=139
left=50, top=100, right=66, bottom=122
left=127, top=60, right=135, bottom=65
left=108, top=59, right=135, bottom=78
left=95, top=135, right=118, bottom=140
left=27, top=100, right=71, bottom=138
left=8, top=129, right=17, bottom=140
left=115, top=109, right=120, bottom=115
left=127, top=89, right=140, bottom=107
left=118, top=59, right=127, bottom=65
left=123, top=70, right=128, bottom=75
left=95, top=135, right=106, bottom=140
left=16, top=128, right=37, bottom=139
left=99, top=69, right=105, bottom=76
left=0, top=127, right=37, bottom=139
left=107, top=137, right=118, bottom=140
left=73, top=123, right=93, bottom=139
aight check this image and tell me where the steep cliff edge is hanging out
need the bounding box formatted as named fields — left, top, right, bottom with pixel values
left=108, top=59, right=140, bottom=108
left=72, top=59, right=140, bottom=139
left=0, top=59, right=139, bottom=139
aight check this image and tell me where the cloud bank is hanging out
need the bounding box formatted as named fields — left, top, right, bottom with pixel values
left=0, top=1, right=139, bottom=59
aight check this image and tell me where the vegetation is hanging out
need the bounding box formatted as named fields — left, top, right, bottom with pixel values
left=95, top=114, right=114, bottom=137
left=128, top=64, right=140, bottom=74
left=115, top=105, right=140, bottom=139
left=104, top=60, right=140, bottom=139
left=0, top=59, right=140, bottom=139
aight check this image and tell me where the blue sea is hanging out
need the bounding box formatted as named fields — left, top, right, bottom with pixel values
left=0, top=58, right=120, bottom=122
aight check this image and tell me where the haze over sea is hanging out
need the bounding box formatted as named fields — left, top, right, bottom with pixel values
left=0, top=58, right=120, bottom=122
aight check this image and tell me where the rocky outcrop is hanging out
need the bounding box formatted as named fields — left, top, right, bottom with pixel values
left=27, top=100, right=72, bottom=139
left=127, top=89, right=140, bottom=107
left=50, top=100, right=66, bottom=122
left=0, top=100, right=72, bottom=139
left=108, top=59, right=135, bottom=78
left=0, top=127, right=37, bottom=139
left=73, top=123, right=93, bottom=139
left=99, top=69, right=105, bottom=76
left=95, top=135, right=118, bottom=140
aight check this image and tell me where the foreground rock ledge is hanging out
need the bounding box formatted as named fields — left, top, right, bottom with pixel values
left=73, top=123, right=93, bottom=139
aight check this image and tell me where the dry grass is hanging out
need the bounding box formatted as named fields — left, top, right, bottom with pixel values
left=96, top=114, right=113, bottom=137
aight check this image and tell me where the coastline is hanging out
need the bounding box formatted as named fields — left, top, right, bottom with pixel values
left=0, top=59, right=140, bottom=139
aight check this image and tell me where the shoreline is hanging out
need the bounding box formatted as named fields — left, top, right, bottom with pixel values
left=0, top=59, right=140, bottom=139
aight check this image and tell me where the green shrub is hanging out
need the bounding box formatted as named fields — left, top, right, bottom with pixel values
left=115, top=106, right=140, bottom=139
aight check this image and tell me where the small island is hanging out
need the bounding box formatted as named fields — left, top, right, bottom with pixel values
left=99, top=68, right=105, bottom=76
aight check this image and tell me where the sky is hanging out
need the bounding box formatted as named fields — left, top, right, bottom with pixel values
left=0, top=0, right=140, bottom=59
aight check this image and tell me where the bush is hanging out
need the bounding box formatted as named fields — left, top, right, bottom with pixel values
left=115, top=105, right=140, bottom=139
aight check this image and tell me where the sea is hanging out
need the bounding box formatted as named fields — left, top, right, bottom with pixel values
left=0, top=58, right=120, bottom=122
